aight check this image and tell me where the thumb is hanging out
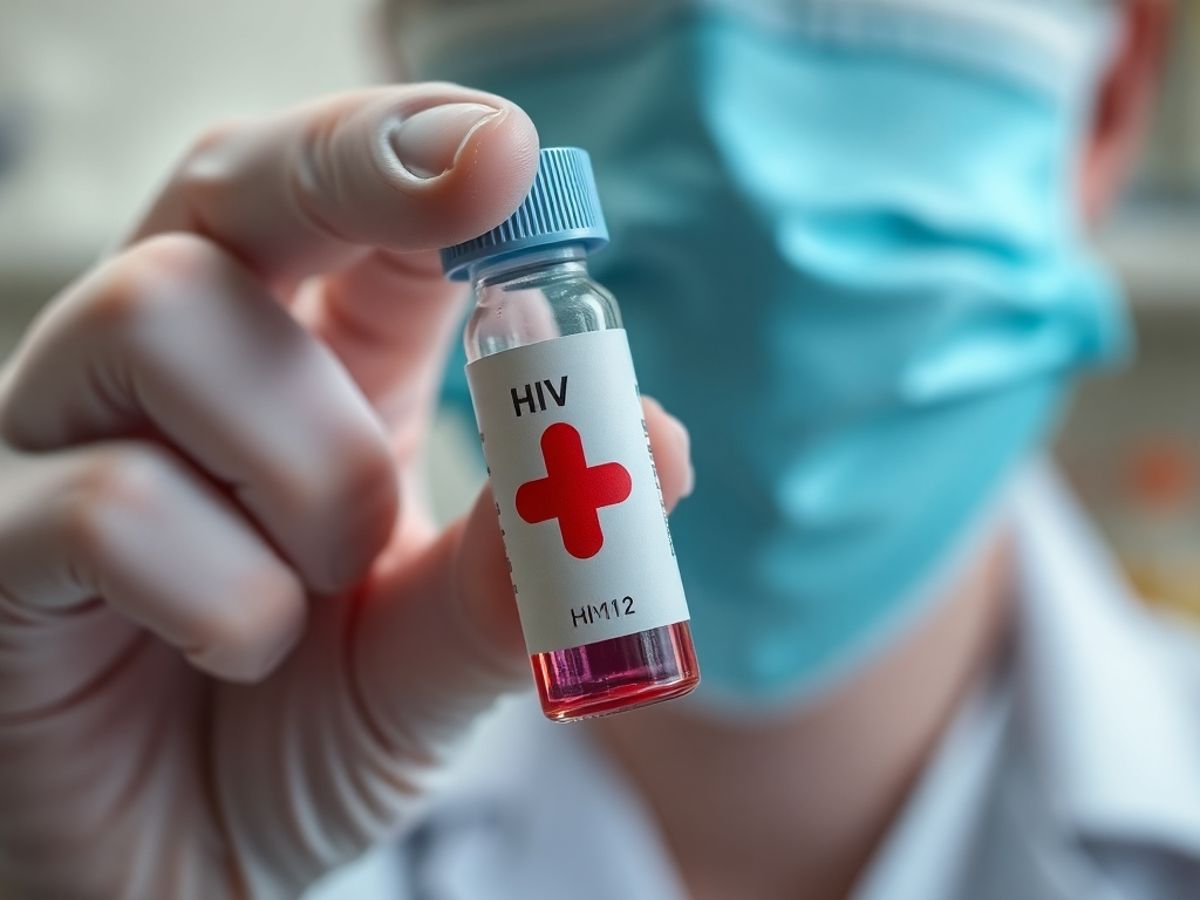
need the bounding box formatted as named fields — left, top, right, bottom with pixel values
left=130, top=83, right=541, bottom=286
left=352, top=398, right=694, bottom=746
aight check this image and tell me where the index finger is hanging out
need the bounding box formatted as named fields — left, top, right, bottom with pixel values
left=125, top=83, right=540, bottom=289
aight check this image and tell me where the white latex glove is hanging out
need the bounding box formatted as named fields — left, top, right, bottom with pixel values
left=0, top=85, right=694, bottom=900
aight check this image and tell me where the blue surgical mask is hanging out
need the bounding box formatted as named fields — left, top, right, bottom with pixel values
left=416, top=2, right=1126, bottom=706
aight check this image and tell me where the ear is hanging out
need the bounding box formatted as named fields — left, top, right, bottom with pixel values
left=1080, top=0, right=1173, bottom=222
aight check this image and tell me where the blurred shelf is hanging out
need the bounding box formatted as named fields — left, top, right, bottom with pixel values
left=1097, top=206, right=1200, bottom=312
left=0, top=0, right=378, bottom=332
left=0, top=247, right=85, bottom=329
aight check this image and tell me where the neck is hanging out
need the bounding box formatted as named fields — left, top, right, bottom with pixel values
left=589, top=529, right=1015, bottom=900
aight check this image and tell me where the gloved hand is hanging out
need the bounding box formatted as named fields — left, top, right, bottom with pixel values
left=0, top=84, right=694, bottom=899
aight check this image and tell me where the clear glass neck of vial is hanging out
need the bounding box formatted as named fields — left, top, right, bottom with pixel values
left=463, top=243, right=623, bottom=362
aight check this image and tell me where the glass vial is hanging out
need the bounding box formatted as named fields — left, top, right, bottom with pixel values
left=442, top=148, right=699, bottom=721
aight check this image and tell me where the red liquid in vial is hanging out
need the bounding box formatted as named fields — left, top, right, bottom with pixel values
left=532, top=620, right=699, bottom=721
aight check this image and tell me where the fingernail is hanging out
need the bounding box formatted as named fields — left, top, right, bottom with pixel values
left=388, top=102, right=500, bottom=180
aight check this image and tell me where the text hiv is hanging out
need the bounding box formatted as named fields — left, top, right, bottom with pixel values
left=511, top=376, right=568, bottom=417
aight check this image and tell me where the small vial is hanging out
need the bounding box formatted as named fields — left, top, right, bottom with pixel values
left=442, top=147, right=699, bottom=721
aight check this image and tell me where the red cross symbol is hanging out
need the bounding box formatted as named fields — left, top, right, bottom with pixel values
left=515, top=422, right=632, bottom=559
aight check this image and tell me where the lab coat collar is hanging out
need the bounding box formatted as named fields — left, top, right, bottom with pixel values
left=852, top=663, right=1015, bottom=900
left=1011, top=460, right=1200, bottom=857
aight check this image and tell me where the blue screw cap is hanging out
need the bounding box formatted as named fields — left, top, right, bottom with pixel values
left=441, top=147, right=609, bottom=281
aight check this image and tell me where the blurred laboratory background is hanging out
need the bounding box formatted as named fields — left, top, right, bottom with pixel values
left=1, top=1, right=1199, bottom=616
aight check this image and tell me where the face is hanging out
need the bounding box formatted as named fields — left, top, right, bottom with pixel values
left=389, top=0, right=1169, bottom=706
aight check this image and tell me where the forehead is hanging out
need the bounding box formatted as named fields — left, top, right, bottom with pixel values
left=387, top=0, right=1115, bottom=102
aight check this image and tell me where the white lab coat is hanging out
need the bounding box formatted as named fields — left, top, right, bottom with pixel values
left=309, top=462, right=1200, bottom=899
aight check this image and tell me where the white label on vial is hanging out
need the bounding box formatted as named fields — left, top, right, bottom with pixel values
left=467, top=328, right=689, bottom=655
